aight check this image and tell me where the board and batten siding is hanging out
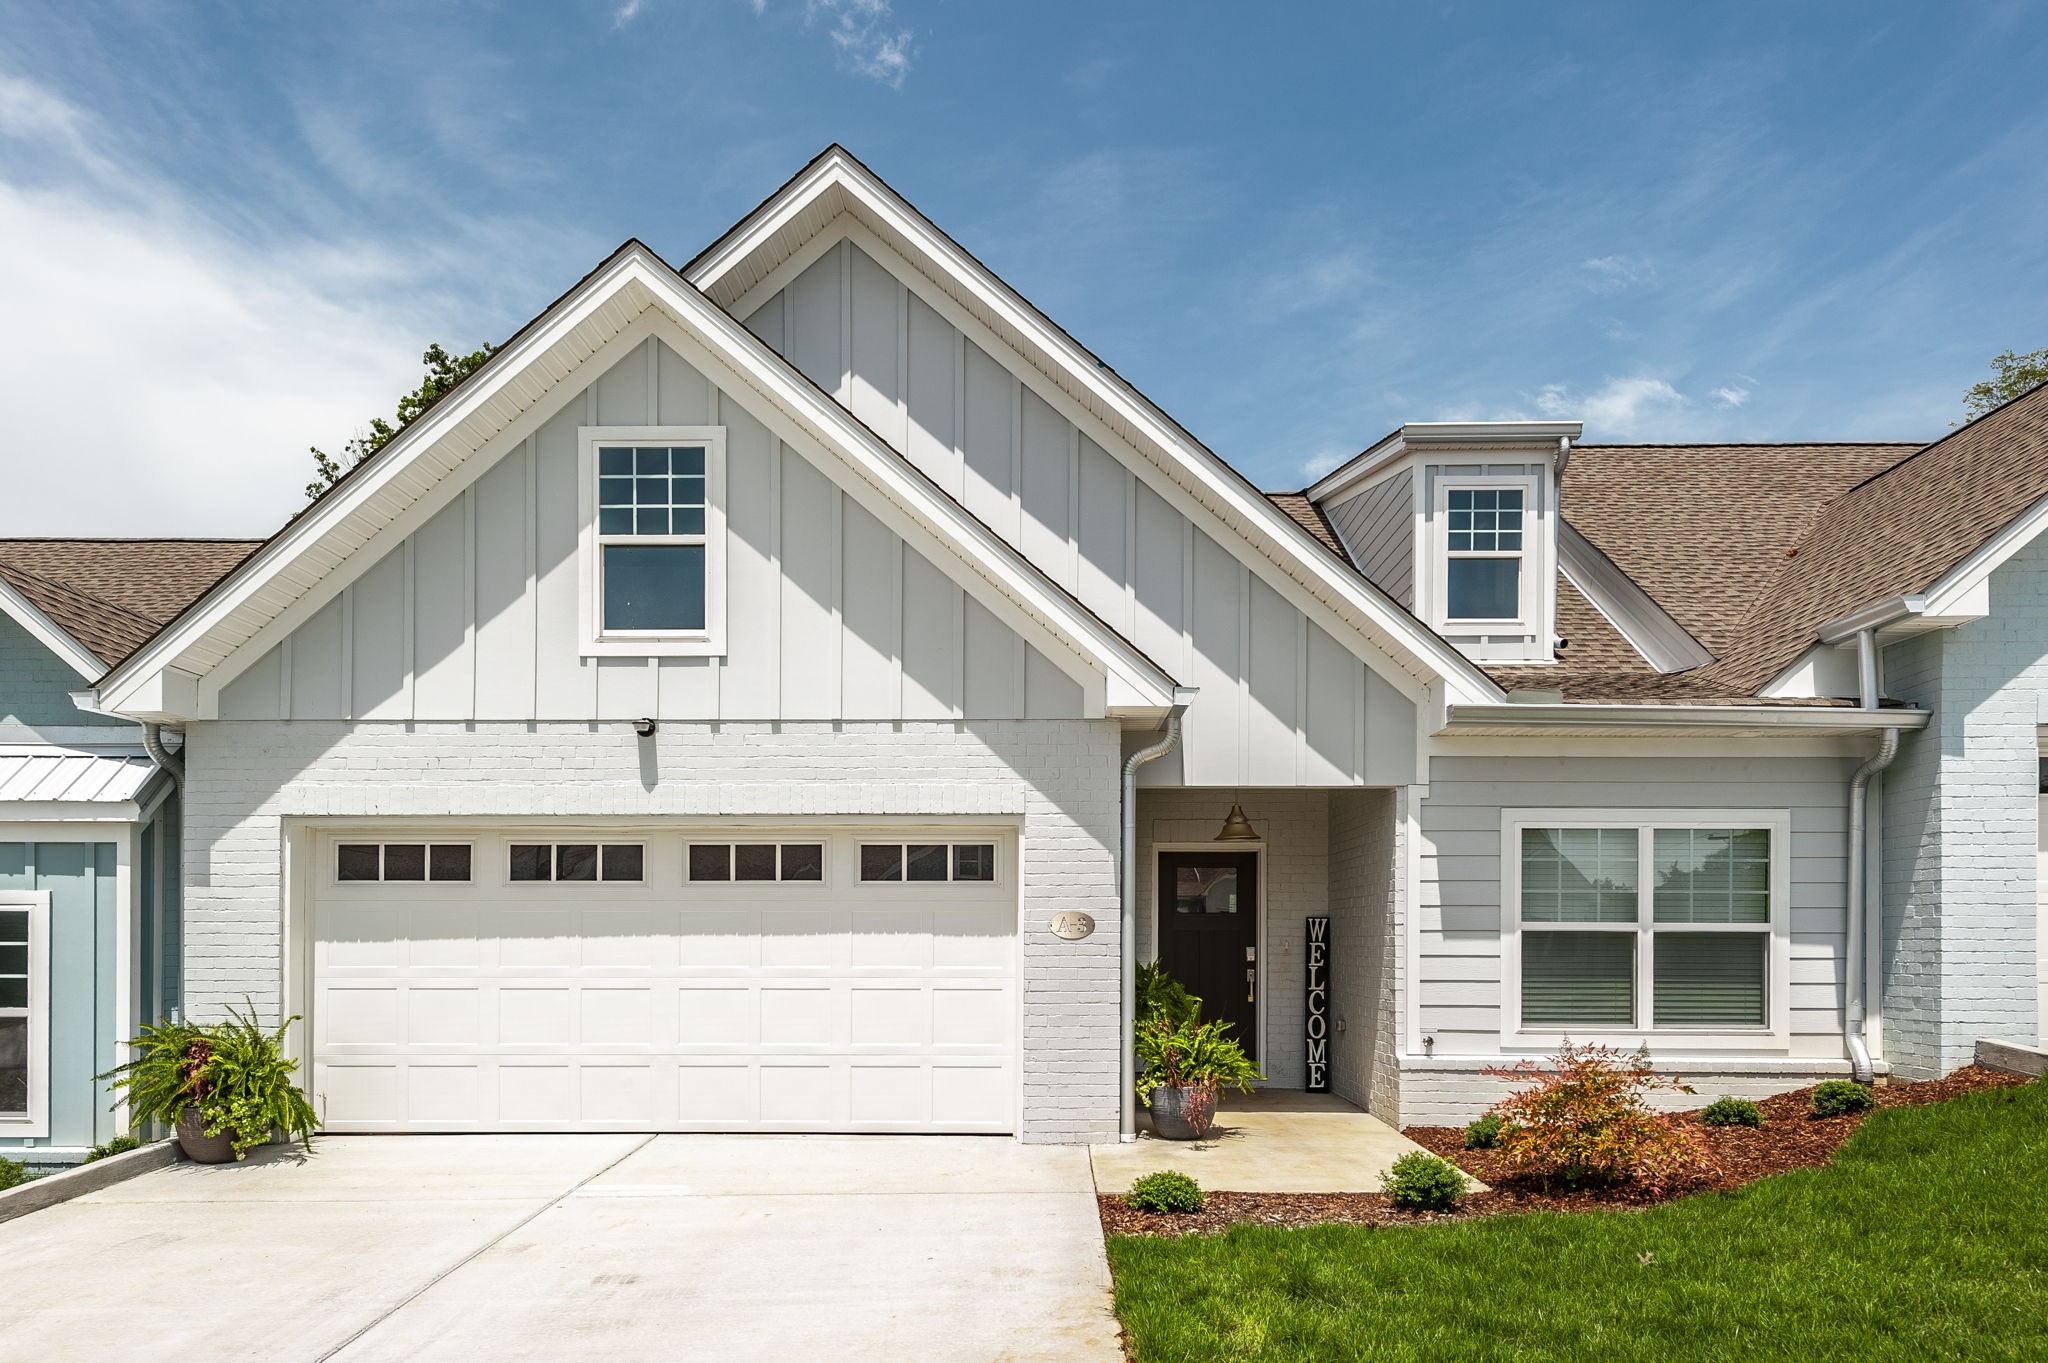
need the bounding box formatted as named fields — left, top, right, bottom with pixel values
left=0, top=839, right=119, bottom=1152
left=215, top=336, right=1084, bottom=725
left=1323, top=472, right=1415, bottom=610
left=1417, top=753, right=1855, bottom=1059
left=742, top=236, right=1415, bottom=788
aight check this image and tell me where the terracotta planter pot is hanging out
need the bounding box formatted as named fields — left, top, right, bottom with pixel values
left=175, top=1110, right=237, bottom=1164
left=1148, top=1085, right=1218, bottom=1140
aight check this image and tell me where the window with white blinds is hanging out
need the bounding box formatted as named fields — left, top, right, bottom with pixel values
left=1511, top=817, right=1781, bottom=1036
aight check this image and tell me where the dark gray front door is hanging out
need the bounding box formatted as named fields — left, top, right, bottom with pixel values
left=1156, top=850, right=1259, bottom=1058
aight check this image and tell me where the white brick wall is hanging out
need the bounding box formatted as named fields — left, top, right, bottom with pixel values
left=1327, top=787, right=1403, bottom=1124
left=180, top=718, right=1124, bottom=1143
left=1881, top=534, right=2048, bottom=1076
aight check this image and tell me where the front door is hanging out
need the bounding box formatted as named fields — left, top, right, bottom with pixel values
left=1156, top=850, right=1259, bottom=1058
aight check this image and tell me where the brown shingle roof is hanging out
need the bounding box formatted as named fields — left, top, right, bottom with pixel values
left=1701, top=382, right=2048, bottom=695
left=0, top=540, right=262, bottom=667
left=1263, top=492, right=1352, bottom=565
left=1559, top=443, right=1918, bottom=660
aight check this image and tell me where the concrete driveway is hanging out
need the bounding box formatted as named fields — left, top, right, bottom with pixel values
left=0, top=1135, right=1121, bottom=1363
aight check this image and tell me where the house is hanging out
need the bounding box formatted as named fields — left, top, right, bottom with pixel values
left=60, top=146, right=2046, bottom=1143
left=0, top=540, right=256, bottom=1164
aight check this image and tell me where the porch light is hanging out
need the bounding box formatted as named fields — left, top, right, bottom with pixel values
left=1214, top=804, right=1259, bottom=841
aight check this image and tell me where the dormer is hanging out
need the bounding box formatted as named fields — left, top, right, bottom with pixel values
left=1307, top=421, right=1580, bottom=664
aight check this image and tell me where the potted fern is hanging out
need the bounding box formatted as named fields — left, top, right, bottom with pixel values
left=1133, top=1015, right=1263, bottom=1140
left=99, top=1005, right=319, bottom=1163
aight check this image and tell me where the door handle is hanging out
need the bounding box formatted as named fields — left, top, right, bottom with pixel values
left=1246, top=967, right=1256, bottom=1004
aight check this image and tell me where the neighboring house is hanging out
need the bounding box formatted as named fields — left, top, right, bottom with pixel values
left=0, top=540, right=256, bottom=1164
left=61, top=147, right=2047, bottom=1143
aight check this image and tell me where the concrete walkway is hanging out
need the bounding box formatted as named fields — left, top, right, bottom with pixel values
left=0, top=1135, right=1121, bottom=1363
left=1090, top=1089, right=1441, bottom=1193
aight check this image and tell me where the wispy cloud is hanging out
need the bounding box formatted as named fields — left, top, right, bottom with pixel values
left=1711, top=384, right=1750, bottom=408
left=1535, top=375, right=1687, bottom=436
left=612, top=0, right=647, bottom=28
left=1254, top=250, right=1373, bottom=316
left=1579, top=253, right=1656, bottom=292
left=805, top=0, right=915, bottom=88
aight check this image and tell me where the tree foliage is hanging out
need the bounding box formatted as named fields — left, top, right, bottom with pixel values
left=1963, top=347, right=2048, bottom=422
left=306, top=342, right=500, bottom=498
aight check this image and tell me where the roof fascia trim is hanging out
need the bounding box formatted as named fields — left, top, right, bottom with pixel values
left=687, top=154, right=1505, bottom=705
left=1556, top=520, right=1714, bottom=673
left=1308, top=422, right=1583, bottom=504
left=0, top=576, right=106, bottom=681
left=1440, top=702, right=1931, bottom=734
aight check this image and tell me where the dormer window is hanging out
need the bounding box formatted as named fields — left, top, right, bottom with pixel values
left=1434, top=477, right=1536, bottom=628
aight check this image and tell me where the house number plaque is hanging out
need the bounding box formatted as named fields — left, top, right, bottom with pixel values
left=1305, top=915, right=1331, bottom=1092
left=1050, top=911, right=1096, bottom=941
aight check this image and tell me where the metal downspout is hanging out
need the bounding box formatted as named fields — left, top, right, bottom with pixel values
left=140, top=722, right=184, bottom=791
left=1120, top=711, right=1183, bottom=1142
left=1845, top=629, right=1898, bottom=1084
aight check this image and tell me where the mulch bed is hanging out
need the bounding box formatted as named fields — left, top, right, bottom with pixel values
left=1101, top=1065, right=2029, bottom=1238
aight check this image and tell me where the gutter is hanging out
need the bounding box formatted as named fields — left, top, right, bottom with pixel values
left=1120, top=707, right=1186, bottom=1142
left=1439, top=703, right=1930, bottom=734
left=70, top=688, right=184, bottom=792
left=1844, top=628, right=1900, bottom=1084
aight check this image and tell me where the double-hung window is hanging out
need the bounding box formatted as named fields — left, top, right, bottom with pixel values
left=0, top=892, right=50, bottom=1135
left=1441, top=482, right=1528, bottom=624
left=579, top=426, right=726, bottom=655
left=1506, top=812, right=1787, bottom=1043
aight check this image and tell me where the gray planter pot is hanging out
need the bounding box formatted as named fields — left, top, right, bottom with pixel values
left=1148, top=1085, right=1219, bottom=1140
left=175, top=1110, right=237, bottom=1164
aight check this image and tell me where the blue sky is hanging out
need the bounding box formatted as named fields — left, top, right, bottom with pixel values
left=2, top=1, right=2045, bottom=534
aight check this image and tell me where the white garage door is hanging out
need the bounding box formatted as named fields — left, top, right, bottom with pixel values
left=307, top=827, right=1016, bottom=1134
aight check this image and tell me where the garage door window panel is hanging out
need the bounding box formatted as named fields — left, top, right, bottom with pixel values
left=509, top=843, right=645, bottom=883
left=337, top=843, right=473, bottom=884
left=859, top=843, right=999, bottom=884
left=689, top=844, right=826, bottom=883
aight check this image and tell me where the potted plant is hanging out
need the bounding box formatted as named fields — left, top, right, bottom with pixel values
left=99, top=1005, right=319, bottom=1163
left=1133, top=1015, right=1263, bottom=1140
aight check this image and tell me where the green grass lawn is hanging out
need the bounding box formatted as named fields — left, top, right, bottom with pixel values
left=1108, top=1078, right=2048, bottom=1361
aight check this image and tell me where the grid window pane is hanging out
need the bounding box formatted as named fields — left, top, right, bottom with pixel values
left=634, top=507, right=670, bottom=535
left=734, top=845, right=778, bottom=881
left=781, top=844, right=824, bottom=881
left=636, top=447, right=667, bottom=475
left=337, top=845, right=381, bottom=881
left=1522, top=932, right=1635, bottom=1026
left=556, top=845, right=599, bottom=881
left=0, top=979, right=23, bottom=1010
left=906, top=844, right=948, bottom=881
left=1654, top=932, right=1767, bottom=1027
left=429, top=845, right=472, bottom=882
left=602, top=545, right=706, bottom=632
left=382, top=845, right=427, bottom=881
left=0, top=945, right=24, bottom=975
left=1653, top=829, right=1772, bottom=924
left=599, top=475, right=634, bottom=507
left=673, top=446, right=705, bottom=477
left=861, top=845, right=903, bottom=881
left=1521, top=828, right=1639, bottom=923
left=1446, top=557, right=1520, bottom=620
left=689, top=845, right=732, bottom=881
left=953, top=844, right=995, bottom=882
left=601, top=845, right=644, bottom=882
left=0, top=1015, right=24, bottom=1115
left=598, top=507, right=634, bottom=535
left=509, top=845, right=552, bottom=882
left=599, top=447, right=634, bottom=476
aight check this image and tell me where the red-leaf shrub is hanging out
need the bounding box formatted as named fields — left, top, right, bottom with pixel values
left=1482, top=1043, right=1717, bottom=1194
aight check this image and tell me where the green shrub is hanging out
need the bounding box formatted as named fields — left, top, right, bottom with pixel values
left=1127, top=1170, right=1206, bottom=1214
left=1812, top=1080, right=1875, bottom=1118
left=1485, top=1043, right=1716, bottom=1194
left=1464, top=1113, right=1506, bottom=1149
left=1381, top=1152, right=1467, bottom=1212
left=1135, top=961, right=1202, bottom=1031
left=1701, top=1097, right=1763, bottom=1128
left=84, top=1135, right=142, bottom=1164
left=0, top=1156, right=25, bottom=1191
left=1132, top=1016, right=1263, bottom=1103
left=98, top=1003, right=320, bottom=1160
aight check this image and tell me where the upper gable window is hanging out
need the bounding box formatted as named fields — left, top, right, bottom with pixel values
left=1435, top=478, right=1535, bottom=627
left=579, top=427, right=727, bottom=656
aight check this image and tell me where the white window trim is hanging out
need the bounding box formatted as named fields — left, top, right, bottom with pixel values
left=1499, top=809, right=1793, bottom=1052
left=1432, top=474, right=1538, bottom=631
left=0, top=891, right=52, bottom=1136
left=577, top=425, right=728, bottom=657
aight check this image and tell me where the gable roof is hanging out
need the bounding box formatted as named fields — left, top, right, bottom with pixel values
left=686, top=145, right=1505, bottom=704
left=92, top=241, right=1183, bottom=720
left=1263, top=492, right=1351, bottom=564
left=1701, top=381, right=2048, bottom=694
left=0, top=539, right=259, bottom=670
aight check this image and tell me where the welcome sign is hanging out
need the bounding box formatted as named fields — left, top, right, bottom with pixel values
left=1305, top=915, right=1330, bottom=1092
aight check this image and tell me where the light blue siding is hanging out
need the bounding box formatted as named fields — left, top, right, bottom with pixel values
left=0, top=614, right=118, bottom=728
left=0, top=839, right=121, bottom=1151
